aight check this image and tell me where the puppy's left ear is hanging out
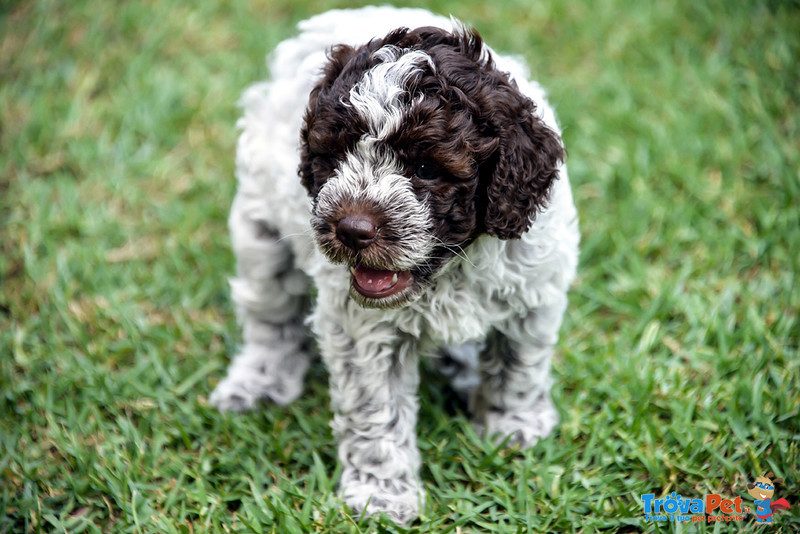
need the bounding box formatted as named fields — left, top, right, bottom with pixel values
left=482, top=78, right=564, bottom=239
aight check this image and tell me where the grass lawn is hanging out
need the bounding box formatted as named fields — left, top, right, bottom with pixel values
left=1, top=0, right=798, bottom=532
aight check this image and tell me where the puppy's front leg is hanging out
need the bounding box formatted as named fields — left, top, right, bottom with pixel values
left=314, top=305, right=423, bottom=525
left=472, top=298, right=567, bottom=449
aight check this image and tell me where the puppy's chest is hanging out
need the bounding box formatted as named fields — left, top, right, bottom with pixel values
left=404, top=268, right=519, bottom=347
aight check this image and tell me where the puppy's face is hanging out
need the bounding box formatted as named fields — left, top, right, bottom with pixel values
left=300, top=27, right=564, bottom=308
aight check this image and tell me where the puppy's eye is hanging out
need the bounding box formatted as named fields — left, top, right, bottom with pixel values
left=415, top=163, right=438, bottom=181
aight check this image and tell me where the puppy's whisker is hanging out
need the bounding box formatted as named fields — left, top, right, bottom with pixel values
left=276, top=230, right=316, bottom=244
left=429, top=236, right=476, bottom=267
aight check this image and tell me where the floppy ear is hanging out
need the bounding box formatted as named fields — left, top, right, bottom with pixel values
left=482, top=78, right=565, bottom=239
left=299, top=44, right=358, bottom=195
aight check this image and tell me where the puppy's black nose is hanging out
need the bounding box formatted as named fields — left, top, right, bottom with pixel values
left=336, top=216, right=378, bottom=250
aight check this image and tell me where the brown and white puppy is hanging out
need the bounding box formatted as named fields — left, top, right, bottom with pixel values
left=211, top=7, right=579, bottom=525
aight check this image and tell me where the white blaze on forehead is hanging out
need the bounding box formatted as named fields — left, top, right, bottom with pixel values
left=348, top=45, right=434, bottom=140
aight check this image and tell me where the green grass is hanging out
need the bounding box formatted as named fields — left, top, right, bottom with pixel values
left=1, top=0, right=798, bottom=532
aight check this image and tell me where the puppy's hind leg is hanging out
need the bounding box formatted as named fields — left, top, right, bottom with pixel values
left=210, top=195, right=311, bottom=412
left=434, top=342, right=484, bottom=403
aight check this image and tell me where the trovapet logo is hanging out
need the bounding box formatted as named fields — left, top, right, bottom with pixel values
left=641, top=492, right=748, bottom=523
left=640, top=472, right=792, bottom=525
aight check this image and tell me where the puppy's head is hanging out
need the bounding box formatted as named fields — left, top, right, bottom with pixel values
left=300, top=26, right=564, bottom=308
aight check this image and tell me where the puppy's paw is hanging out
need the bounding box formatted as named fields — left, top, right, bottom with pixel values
left=209, top=354, right=307, bottom=411
left=474, top=396, right=559, bottom=449
left=340, top=471, right=424, bottom=526
left=209, top=376, right=264, bottom=412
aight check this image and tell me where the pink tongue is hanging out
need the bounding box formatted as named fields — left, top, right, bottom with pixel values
left=354, top=266, right=396, bottom=292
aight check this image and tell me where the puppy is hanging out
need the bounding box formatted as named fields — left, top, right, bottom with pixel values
left=210, top=6, right=579, bottom=524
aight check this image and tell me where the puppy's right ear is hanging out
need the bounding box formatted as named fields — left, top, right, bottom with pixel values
left=303, top=44, right=358, bottom=121
left=300, top=44, right=357, bottom=194
left=312, top=44, right=358, bottom=101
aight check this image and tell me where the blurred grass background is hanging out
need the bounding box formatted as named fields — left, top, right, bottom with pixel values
left=1, top=0, right=798, bottom=532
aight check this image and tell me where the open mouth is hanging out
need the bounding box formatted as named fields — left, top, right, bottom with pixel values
left=349, top=265, right=413, bottom=300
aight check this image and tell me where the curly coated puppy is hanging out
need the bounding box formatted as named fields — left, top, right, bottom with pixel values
left=210, top=6, right=579, bottom=524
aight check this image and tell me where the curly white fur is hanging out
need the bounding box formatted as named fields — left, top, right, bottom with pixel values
left=210, top=6, right=579, bottom=525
